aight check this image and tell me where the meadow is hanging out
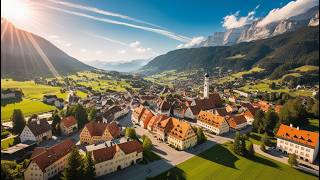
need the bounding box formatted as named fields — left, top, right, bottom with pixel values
left=149, top=143, right=317, bottom=180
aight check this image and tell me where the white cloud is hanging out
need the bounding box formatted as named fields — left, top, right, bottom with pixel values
left=129, top=41, right=140, bottom=48
left=95, top=50, right=103, bottom=55
left=48, top=35, right=59, bottom=39
left=257, top=0, right=318, bottom=27
left=64, top=43, right=72, bottom=47
left=222, top=5, right=259, bottom=29
left=80, top=49, right=87, bottom=53
left=117, top=49, right=126, bottom=54
left=176, top=36, right=205, bottom=49
left=38, top=4, right=191, bottom=42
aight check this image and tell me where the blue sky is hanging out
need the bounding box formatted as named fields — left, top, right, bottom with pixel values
left=1, top=0, right=318, bottom=62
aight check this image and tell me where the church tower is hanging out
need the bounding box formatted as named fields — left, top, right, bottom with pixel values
left=204, top=73, right=209, bottom=99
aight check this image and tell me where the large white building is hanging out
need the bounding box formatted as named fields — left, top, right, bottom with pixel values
left=197, top=111, right=229, bottom=135
left=20, top=119, right=52, bottom=144
left=276, top=124, right=319, bottom=163
left=24, top=139, right=75, bottom=180
left=92, top=140, right=143, bottom=177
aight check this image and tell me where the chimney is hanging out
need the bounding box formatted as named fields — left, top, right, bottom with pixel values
left=297, top=126, right=299, bottom=130
left=290, top=124, right=293, bottom=128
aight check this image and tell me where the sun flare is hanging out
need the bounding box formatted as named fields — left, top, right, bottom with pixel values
left=1, top=0, right=31, bottom=25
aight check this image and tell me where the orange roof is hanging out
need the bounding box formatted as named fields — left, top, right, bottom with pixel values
left=157, top=117, right=195, bottom=141
left=84, top=121, right=120, bottom=138
left=30, top=139, right=75, bottom=172
left=197, top=111, right=225, bottom=128
left=132, top=105, right=145, bottom=120
left=140, top=109, right=154, bottom=128
left=274, top=105, right=282, bottom=113
left=61, top=116, right=77, bottom=128
left=147, top=114, right=168, bottom=129
left=276, top=124, right=319, bottom=148
left=226, top=115, right=247, bottom=129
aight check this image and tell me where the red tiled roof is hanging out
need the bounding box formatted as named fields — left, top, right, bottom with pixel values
left=226, top=115, right=247, bottom=129
left=198, top=111, right=226, bottom=128
left=118, top=140, right=143, bottom=154
left=84, top=121, right=120, bottom=138
left=276, top=124, right=319, bottom=148
left=106, top=121, right=121, bottom=138
left=30, top=139, right=75, bottom=172
left=61, top=116, right=77, bottom=128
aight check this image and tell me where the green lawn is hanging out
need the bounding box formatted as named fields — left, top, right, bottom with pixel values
left=148, top=143, right=316, bottom=180
left=303, top=118, right=319, bottom=132
left=1, top=136, right=16, bottom=150
left=1, top=99, right=55, bottom=121
left=294, top=65, right=319, bottom=72
left=248, top=132, right=276, bottom=146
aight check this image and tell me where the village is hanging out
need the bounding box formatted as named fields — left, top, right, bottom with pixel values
left=1, top=71, right=319, bottom=180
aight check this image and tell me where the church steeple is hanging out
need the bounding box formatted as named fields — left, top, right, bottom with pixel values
left=204, top=73, right=209, bottom=99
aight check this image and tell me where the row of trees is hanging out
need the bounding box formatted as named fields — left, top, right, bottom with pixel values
left=252, top=109, right=279, bottom=136
left=62, top=147, right=95, bottom=180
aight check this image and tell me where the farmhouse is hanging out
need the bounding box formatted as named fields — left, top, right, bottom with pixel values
left=24, top=139, right=75, bottom=180
left=43, top=95, right=58, bottom=104
left=20, top=119, right=52, bottom=144
left=1, top=88, right=23, bottom=100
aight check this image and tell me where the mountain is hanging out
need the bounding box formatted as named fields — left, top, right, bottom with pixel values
left=85, top=59, right=150, bottom=72
left=140, top=26, right=319, bottom=76
left=1, top=19, right=93, bottom=80
left=198, top=6, right=319, bottom=47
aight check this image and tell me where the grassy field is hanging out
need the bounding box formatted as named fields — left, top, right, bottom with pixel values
left=144, top=70, right=197, bottom=87
left=294, top=65, right=319, bottom=72
left=1, top=99, right=55, bottom=121
left=303, top=118, right=319, bottom=132
left=217, top=67, right=264, bottom=84
left=78, top=79, right=130, bottom=92
left=1, top=136, right=16, bottom=150
left=248, top=132, right=276, bottom=146
left=148, top=143, right=317, bottom=180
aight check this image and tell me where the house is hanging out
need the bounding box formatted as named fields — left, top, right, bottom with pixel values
left=155, top=117, right=197, bottom=150
left=225, top=104, right=238, bottom=113
left=242, top=109, right=256, bottom=125
left=54, top=98, right=64, bottom=109
left=20, top=119, right=52, bottom=144
left=233, top=89, right=251, bottom=98
left=24, top=139, right=75, bottom=180
left=184, top=105, right=202, bottom=120
left=1, top=88, right=22, bottom=100
left=276, top=124, right=319, bottom=163
left=214, top=108, right=230, bottom=117
left=147, top=114, right=168, bottom=132
left=139, top=109, right=154, bottom=129
left=60, top=116, right=77, bottom=135
left=103, top=105, right=129, bottom=123
left=226, top=115, right=247, bottom=130
left=80, top=121, right=120, bottom=145
left=197, top=111, right=229, bottom=135
left=156, top=98, right=171, bottom=115
left=67, top=91, right=80, bottom=105
left=132, top=105, right=145, bottom=124
left=92, top=140, right=143, bottom=177
left=254, top=101, right=271, bottom=112
left=43, top=95, right=58, bottom=104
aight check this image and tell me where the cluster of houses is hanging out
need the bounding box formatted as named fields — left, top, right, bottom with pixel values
left=1, top=88, right=23, bottom=100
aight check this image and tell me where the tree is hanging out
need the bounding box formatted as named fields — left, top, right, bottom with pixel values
left=260, top=143, right=266, bottom=152
left=88, top=108, right=97, bottom=121
left=196, top=127, right=207, bottom=143
left=269, top=82, right=276, bottom=90
left=279, top=98, right=308, bottom=127
left=51, top=113, right=61, bottom=135
left=261, top=133, right=271, bottom=146
left=288, top=154, right=298, bottom=167
left=11, top=109, right=25, bottom=134
left=253, top=110, right=265, bottom=133
left=141, top=134, right=147, bottom=142
left=125, top=127, right=137, bottom=139
left=233, top=132, right=246, bottom=156
left=142, top=136, right=153, bottom=151
left=246, top=141, right=254, bottom=156
left=69, top=104, right=88, bottom=129
left=311, top=101, right=319, bottom=118
left=61, top=147, right=84, bottom=180
left=83, top=152, right=96, bottom=180
left=263, top=110, right=279, bottom=136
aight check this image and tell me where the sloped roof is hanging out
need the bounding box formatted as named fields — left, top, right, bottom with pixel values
left=61, top=116, right=77, bottom=128
left=26, top=119, right=51, bottom=137
left=226, top=115, right=247, bottom=128
left=197, top=111, right=225, bottom=128
left=276, top=124, right=319, bottom=148
left=30, top=139, right=75, bottom=172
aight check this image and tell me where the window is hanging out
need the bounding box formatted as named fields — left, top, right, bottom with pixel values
left=306, top=148, right=310, bottom=152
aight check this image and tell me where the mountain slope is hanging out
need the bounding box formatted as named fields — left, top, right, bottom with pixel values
left=140, top=26, right=319, bottom=76
left=1, top=19, right=93, bottom=80
left=85, top=59, right=150, bottom=72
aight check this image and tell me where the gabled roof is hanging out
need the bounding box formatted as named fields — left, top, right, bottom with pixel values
left=92, top=140, right=142, bottom=164
left=157, top=99, right=171, bottom=111
left=30, top=139, right=75, bottom=172
left=214, top=108, right=230, bottom=117
left=147, top=114, right=168, bottom=129
left=226, top=115, right=247, bottom=128
left=26, top=119, right=51, bottom=137
left=276, top=124, right=319, bottom=148
left=157, top=117, right=195, bottom=140
left=198, top=111, right=226, bottom=128
left=84, top=121, right=120, bottom=138
left=106, top=121, right=121, bottom=138
left=61, top=116, right=77, bottom=128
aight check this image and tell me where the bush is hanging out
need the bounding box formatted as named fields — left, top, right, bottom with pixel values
left=246, top=141, right=254, bottom=156
left=288, top=154, right=298, bottom=167
left=1, top=130, right=10, bottom=139
left=260, top=143, right=266, bottom=152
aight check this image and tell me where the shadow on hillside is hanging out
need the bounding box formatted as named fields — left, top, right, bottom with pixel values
left=147, top=166, right=187, bottom=180
left=247, top=153, right=280, bottom=169
left=197, top=144, right=239, bottom=170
